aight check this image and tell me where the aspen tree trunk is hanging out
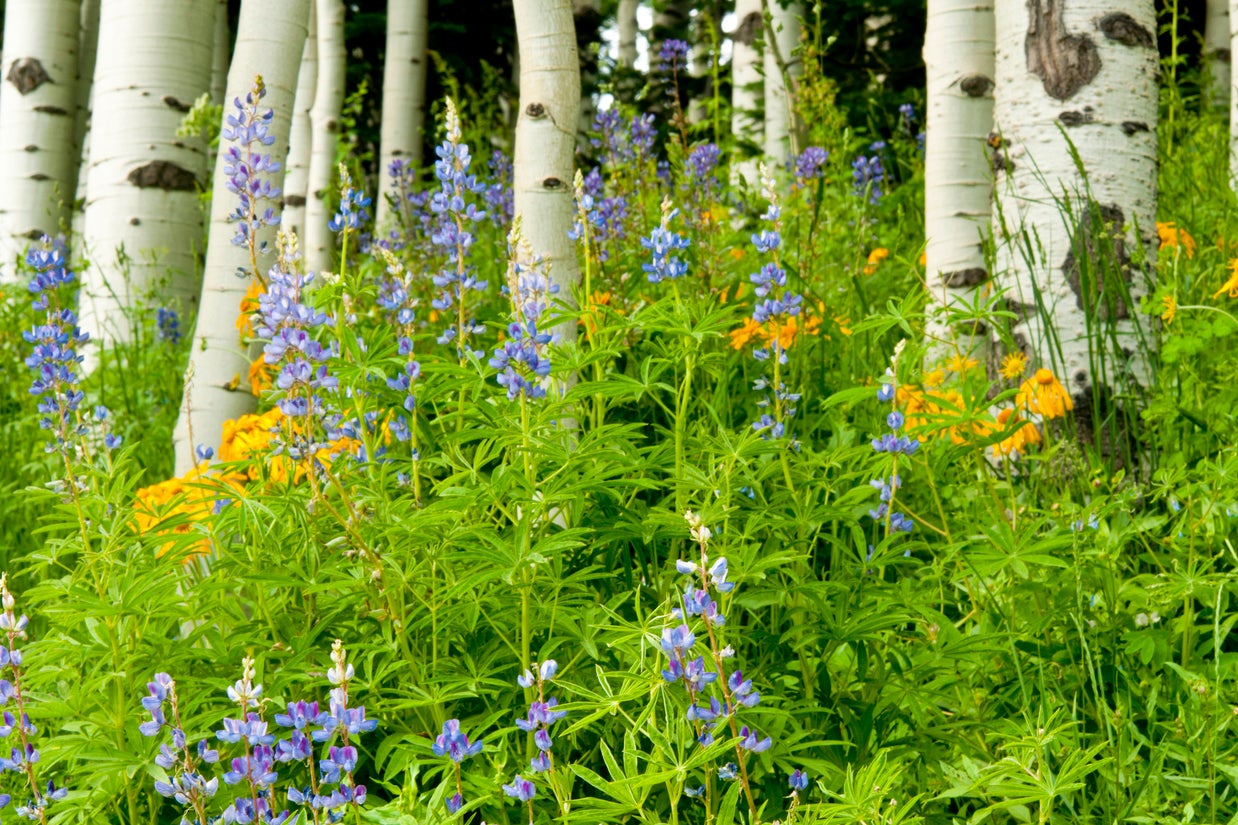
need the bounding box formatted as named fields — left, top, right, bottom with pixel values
left=731, top=0, right=763, bottom=186
left=304, top=0, right=346, bottom=275
left=70, top=0, right=100, bottom=252
left=78, top=0, right=214, bottom=356
left=376, top=0, right=429, bottom=229
left=574, top=0, right=602, bottom=145
left=618, top=0, right=639, bottom=68
left=513, top=0, right=581, bottom=341
left=763, top=0, right=802, bottom=164
left=211, top=0, right=230, bottom=105
left=173, top=0, right=310, bottom=474
left=0, top=0, right=80, bottom=275
left=1230, top=0, right=1238, bottom=186
left=1206, top=0, right=1230, bottom=107
left=284, top=1, right=318, bottom=240
left=924, top=0, right=994, bottom=366
left=992, top=0, right=1158, bottom=404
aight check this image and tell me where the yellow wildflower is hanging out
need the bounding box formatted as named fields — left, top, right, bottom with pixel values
left=1016, top=368, right=1073, bottom=419
left=918, top=250, right=927, bottom=267
left=833, top=316, right=853, bottom=336
left=923, top=369, right=946, bottom=389
left=1215, top=258, right=1238, bottom=299
left=729, top=318, right=765, bottom=350
left=1157, top=221, right=1196, bottom=258
left=1160, top=295, right=1177, bottom=325
left=946, top=353, right=979, bottom=374
left=248, top=357, right=273, bottom=396
left=1000, top=351, right=1027, bottom=380
left=863, top=247, right=890, bottom=275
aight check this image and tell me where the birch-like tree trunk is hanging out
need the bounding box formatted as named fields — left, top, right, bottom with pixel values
left=731, top=0, right=763, bottom=186
left=513, top=0, right=581, bottom=341
left=211, top=0, right=230, bottom=105
left=763, top=0, right=802, bottom=164
left=0, top=0, right=80, bottom=275
left=376, top=0, right=429, bottom=229
left=284, top=1, right=318, bottom=240
left=304, top=0, right=346, bottom=275
left=1206, top=0, right=1230, bottom=107
left=617, top=0, right=639, bottom=68
left=924, top=0, right=994, bottom=365
left=173, top=0, right=310, bottom=474
left=574, top=0, right=602, bottom=144
left=78, top=0, right=214, bottom=355
left=70, top=0, right=100, bottom=250
left=992, top=0, right=1158, bottom=405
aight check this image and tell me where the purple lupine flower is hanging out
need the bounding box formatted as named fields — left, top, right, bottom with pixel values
left=789, top=769, right=809, bottom=791
left=631, top=113, right=657, bottom=156
left=485, top=150, right=515, bottom=228
left=641, top=199, right=691, bottom=284
left=156, top=306, right=181, bottom=344
left=852, top=153, right=885, bottom=203
left=328, top=165, right=372, bottom=234
left=794, top=146, right=829, bottom=180
left=221, top=76, right=282, bottom=256
left=491, top=224, right=557, bottom=400
left=432, top=720, right=484, bottom=763
left=591, top=108, right=634, bottom=163
left=659, top=38, right=690, bottom=71
left=686, top=142, right=722, bottom=199
left=429, top=98, right=490, bottom=359
left=23, top=237, right=89, bottom=450
left=502, top=775, right=536, bottom=802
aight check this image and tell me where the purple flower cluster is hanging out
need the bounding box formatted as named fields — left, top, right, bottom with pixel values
left=254, top=236, right=337, bottom=452
left=328, top=165, right=371, bottom=234
left=23, top=237, right=88, bottom=450
left=379, top=159, right=435, bottom=256
left=376, top=251, right=421, bottom=450
left=569, top=168, right=628, bottom=262
left=485, top=150, right=515, bottom=228
left=868, top=378, right=917, bottom=535
left=641, top=199, right=691, bottom=284
left=686, top=143, right=721, bottom=197
left=156, top=307, right=181, bottom=344
left=502, top=660, right=566, bottom=813
left=490, top=228, right=557, bottom=401
left=659, top=38, right=690, bottom=72
left=793, top=146, right=829, bottom=181
left=430, top=100, right=489, bottom=359
left=433, top=719, right=482, bottom=813
left=222, top=77, right=281, bottom=258
left=663, top=514, right=770, bottom=802
left=852, top=151, right=885, bottom=203
left=0, top=577, right=67, bottom=821
left=747, top=168, right=802, bottom=443
left=141, top=641, right=376, bottom=824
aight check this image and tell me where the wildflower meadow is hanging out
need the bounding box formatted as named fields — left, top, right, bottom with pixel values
left=0, top=5, right=1237, bottom=825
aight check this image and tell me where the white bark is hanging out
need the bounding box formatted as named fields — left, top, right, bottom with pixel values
left=618, top=0, right=639, bottom=68
left=992, top=0, right=1157, bottom=395
left=763, top=0, right=802, bottom=164
left=924, top=0, right=994, bottom=365
left=70, top=0, right=100, bottom=252
left=376, top=0, right=429, bottom=229
left=174, top=0, right=310, bottom=474
left=730, top=0, right=763, bottom=186
left=1232, top=0, right=1238, bottom=188
left=304, top=0, right=345, bottom=275
left=211, top=0, right=230, bottom=105
left=0, top=0, right=80, bottom=276
left=513, top=0, right=581, bottom=341
left=78, top=0, right=214, bottom=356
left=284, top=1, right=317, bottom=240
left=1206, top=0, right=1230, bottom=107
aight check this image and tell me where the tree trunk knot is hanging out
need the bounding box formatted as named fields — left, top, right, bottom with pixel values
left=1025, top=0, right=1100, bottom=101
left=1098, top=13, right=1154, bottom=48
left=128, top=161, right=199, bottom=192
left=7, top=58, right=50, bottom=95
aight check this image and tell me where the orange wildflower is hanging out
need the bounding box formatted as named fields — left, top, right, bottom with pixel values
left=730, top=318, right=765, bottom=350
left=833, top=316, right=853, bottom=336
left=728, top=247, right=746, bottom=260
left=133, top=465, right=225, bottom=557
left=236, top=279, right=265, bottom=337
left=1016, top=368, right=1073, bottom=419
left=1157, top=221, right=1196, bottom=258
left=863, top=247, right=890, bottom=275
left=918, top=250, right=927, bottom=267
left=1215, top=258, right=1238, bottom=299
left=248, top=357, right=273, bottom=396
left=992, top=408, right=1041, bottom=457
